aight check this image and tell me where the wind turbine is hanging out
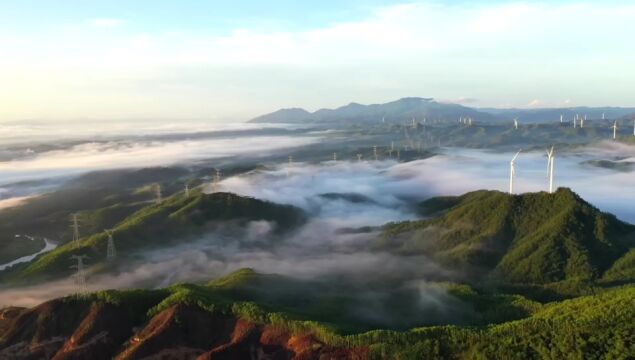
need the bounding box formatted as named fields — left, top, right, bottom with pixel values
left=514, top=118, right=519, bottom=130
left=509, top=150, right=521, bottom=194
left=546, top=147, right=555, bottom=194
left=560, top=114, right=563, bottom=123
left=612, top=121, right=618, bottom=140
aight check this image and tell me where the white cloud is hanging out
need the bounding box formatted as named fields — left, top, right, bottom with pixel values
left=87, top=18, right=124, bottom=28
left=0, top=134, right=319, bottom=183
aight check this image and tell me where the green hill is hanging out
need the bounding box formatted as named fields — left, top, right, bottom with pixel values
left=379, top=188, right=635, bottom=285
left=9, top=192, right=305, bottom=282
left=1, top=269, right=632, bottom=359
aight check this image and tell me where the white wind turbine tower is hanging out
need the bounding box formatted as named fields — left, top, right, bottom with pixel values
left=560, top=114, right=563, bottom=123
left=70, top=255, right=89, bottom=294
left=184, top=183, right=190, bottom=197
left=546, top=147, right=555, bottom=194
left=105, top=229, right=116, bottom=261
left=71, top=213, right=81, bottom=248
left=612, top=121, right=618, bottom=140
left=356, top=154, right=363, bottom=161
left=509, top=150, right=521, bottom=194
left=514, top=118, right=519, bottom=130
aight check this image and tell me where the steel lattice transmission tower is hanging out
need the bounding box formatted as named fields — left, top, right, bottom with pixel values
left=70, top=255, right=89, bottom=294
left=70, top=213, right=81, bottom=248
left=105, top=229, right=116, bottom=261
left=155, top=183, right=162, bottom=204
left=212, top=169, right=222, bottom=192
left=287, top=156, right=293, bottom=178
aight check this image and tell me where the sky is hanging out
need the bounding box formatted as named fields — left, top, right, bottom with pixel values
left=1, top=0, right=634, bottom=122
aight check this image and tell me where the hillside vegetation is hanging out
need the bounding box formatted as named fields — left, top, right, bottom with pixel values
left=1, top=269, right=632, bottom=359
left=6, top=192, right=305, bottom=282
left=379, top=188, right=635, bottom=285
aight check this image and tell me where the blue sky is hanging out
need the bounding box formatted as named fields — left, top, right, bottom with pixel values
left=1, top=1, right=634, bottom=121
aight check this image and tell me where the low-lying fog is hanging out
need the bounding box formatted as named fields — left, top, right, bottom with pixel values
left=0, top=122, right=318, bottom=197
left=1, top=135, right=634, bottom=310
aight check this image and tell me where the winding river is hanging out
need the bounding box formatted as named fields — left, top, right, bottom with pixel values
left=0, top=236, right=57, bottom=271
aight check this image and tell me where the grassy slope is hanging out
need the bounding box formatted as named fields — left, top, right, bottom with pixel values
left=379, top=188, right=635, bottom=285
left=10, top=192, right=305, bottom=282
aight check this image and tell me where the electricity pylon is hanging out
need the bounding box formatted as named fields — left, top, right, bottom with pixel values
left=70, top=213, right=80, bottom=248
left=287, top=156, right=293, bottom=178
left=212, top=169, right=222, bottom=192
left=155, top=183, right=162, bottom=204
left=70, top=255, right=89, bottom=294
left=105, top=229, right=116, bottom=261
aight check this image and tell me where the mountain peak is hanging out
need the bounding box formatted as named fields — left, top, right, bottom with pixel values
left=380, top=188, right=635, bottom=285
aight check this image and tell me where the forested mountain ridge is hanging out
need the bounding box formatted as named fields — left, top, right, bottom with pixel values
left=378, top=188, right=635, bottom=285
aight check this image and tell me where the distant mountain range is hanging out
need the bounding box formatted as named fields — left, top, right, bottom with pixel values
left=249, top=97, right=635, bottom=125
